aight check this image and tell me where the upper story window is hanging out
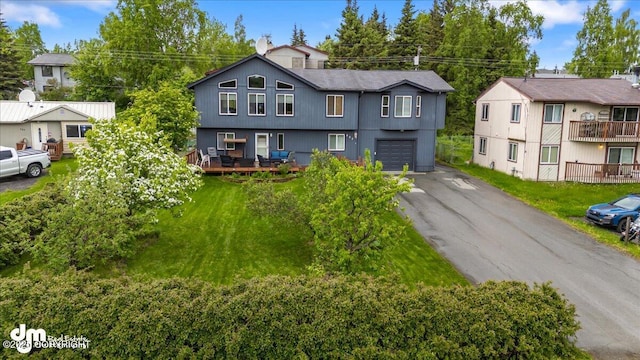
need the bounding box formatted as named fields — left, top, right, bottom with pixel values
left=219, top=92, right=237, bottom=115
left=381, top=95, right=390, bottom=117
left=248, top=75, right=265, bottom=89
left=248, top=93, right=266, bottom=116
left=66, top=124, right=92, bottom=138
left=326, top=95, right=344, bottom=117
left=544, top=104, right=564, bottom=123
left=276, top=80, right=294, bottom=90
left=416, top=95, right=422, bottom=118
left=510, top=103, right=521, bottom=123
left=276, top=94, right=294, bottom=116
left=481, top=103, right=489, bottom=121
left=540, top=145, right=559, bottom=164
left=612, top=107, right=639, bottom=122
left=218, top=79, right=237, bottom=89
left=394, top=96, right=412, bottom=118
left=41, top=66, right=53, bottom=77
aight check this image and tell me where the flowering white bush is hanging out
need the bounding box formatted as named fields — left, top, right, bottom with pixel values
left=71, top=119, right=202, bottom=214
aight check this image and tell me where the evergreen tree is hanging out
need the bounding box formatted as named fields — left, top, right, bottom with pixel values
left=332, top=0, right=365, bottom=69
left=419, top=0, right=456, bottom=70
left=13, top=21, right=47, bottom=81
left=361, top=6, right=390, bottom=69
left=290, top=24, right=308, bottom=46
left=390, top=0, right=418, bottom=69
left=0, top=15, right=23, bottom=100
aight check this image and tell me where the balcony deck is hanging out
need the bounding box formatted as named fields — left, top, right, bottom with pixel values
left=185, top=150, right=303, bottom=175
left=568, top=121, right=640, bottom=142
left=565, top=162, right=640, bottom=183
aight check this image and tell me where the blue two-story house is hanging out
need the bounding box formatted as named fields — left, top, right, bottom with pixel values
left=188, top=54, right=453, bottom=171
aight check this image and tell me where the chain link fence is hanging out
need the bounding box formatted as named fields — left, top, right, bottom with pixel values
left=436, top=135, right=474, bottom=165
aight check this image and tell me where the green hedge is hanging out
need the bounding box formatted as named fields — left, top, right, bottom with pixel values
left=0, top=272, right=581, bottom=359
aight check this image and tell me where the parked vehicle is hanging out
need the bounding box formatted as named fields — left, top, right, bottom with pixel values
left=586, top=194, right=640, bottom=233
left=620, top=217, right=640, bottom=242
left=0, top=145, right=51, bottom=178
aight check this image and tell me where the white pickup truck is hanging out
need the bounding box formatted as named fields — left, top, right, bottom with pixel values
left=0, top=145, right=51, bottom=178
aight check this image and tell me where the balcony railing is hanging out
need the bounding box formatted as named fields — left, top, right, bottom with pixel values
left=565, top=162, right=640, bottom=183
left=568, top=121, right=640, bottom=142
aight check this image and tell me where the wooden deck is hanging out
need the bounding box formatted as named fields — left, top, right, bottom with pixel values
left=200, top=163, right=304, bottom=175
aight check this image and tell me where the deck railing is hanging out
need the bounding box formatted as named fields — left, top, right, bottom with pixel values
left=185, top=149, right=198, bottom=165
left=42, top=141, right=63, bottom=161
left=565, top=162, right=640, bottom=183
left=568, top=121, right=640, bottom=142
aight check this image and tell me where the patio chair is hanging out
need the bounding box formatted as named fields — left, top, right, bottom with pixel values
left=257, top=154, right=271, bottom=167
left=220, top=155, right=234, bottom=167
left=199, top=149, right=210, bottom=168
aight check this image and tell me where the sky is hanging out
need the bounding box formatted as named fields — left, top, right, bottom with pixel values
left=1, top=0, right=639, bottom=70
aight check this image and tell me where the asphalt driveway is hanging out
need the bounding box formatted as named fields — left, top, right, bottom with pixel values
left=400, top=166, right=640, bottom=359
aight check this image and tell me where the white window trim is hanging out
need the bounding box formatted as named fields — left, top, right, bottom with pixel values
left=218, top=79, right=237, bottom=89
left=64, top=123, right=92, bottom=139
left=247, top=75, right=266, bottom=90
left=248, top=93, right=266, bottom=116
left=394, top=95, right=412, bottom=118
left=478, top=137, right=487, bottom=155
left=326, top=94, right=344, bottom=117
left=276, top=80, right=294, bottom=90
left=217, top=132, right=236, bottom=150
left=508, top=142, right=518, bottom=162
left=219, top=92, right=237, bottom=115
left=276, top=93, right=294, bottom=116
left=277, top=133, right=285, bottom=150
left=544, top=104, right=564, bottom=123
left=481, top=103, right=489, bottom=121
left=381, top=95, right=390, bottom=117
left=540, top=145, right=559, bottom=164
left=416, top=95, right=422, bottom=118
left=511, top=103, right=521, bottom=123
left=328, top=133, right=345, bottom=151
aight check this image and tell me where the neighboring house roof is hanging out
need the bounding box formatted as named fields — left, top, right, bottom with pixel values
left=0, top=101, right=116, bottom=124
left=190, top=54, right=454, bottom=93
left=267, top=45, right=311, bottom=57
left=295, top=44, right=328, bottom=55
left=27, top=53, right=76, bottom=66
left=481, top=77, right=640, bottom=106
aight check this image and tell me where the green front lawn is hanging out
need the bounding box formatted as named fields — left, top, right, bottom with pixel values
left=122, top=176, right=468, bottom=287
left=0, top=157, right=77, bottom=205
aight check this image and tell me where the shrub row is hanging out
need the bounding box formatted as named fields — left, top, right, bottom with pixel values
left=0, top=272, right=581, bottom=359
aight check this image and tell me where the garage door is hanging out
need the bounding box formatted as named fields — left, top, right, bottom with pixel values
left=375, top=140, right=415, bottom=171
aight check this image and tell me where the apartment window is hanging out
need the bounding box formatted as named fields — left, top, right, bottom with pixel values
left=511, top=103, right=521, bottom=123
left=248, top=93, right=266, bottom=116
left=508, top=142, right=518, bottom=162
left=276, top=94, right=294, bottom=116
left=481, top=103, right=489, bottom=121
left=381, top=95, right=390, bottom=117
left=41, top=66, right=53, bottom=77
left=218, top=79, right=237, bottom=89
left=277, top=133, right=285, bottom=150
left=326, top=95, right=344, bottom=117
left=65, top=124, right=92, bottom=138
left=612, top=107, right=639, bottom=122
left=328, top=134, right=345, bottom=151
left=544, top=104, right=564, bottom=123
left=276, top=80, right=294, bottom=90
left=219, top=93, right=237, bottom=115
left=540, top=145, right=559, bottom=164
left=416, top=95, right=422, bottom=117
left=478, top=137, right=487, bottom=155
left=394, top=96, right=412, bottom=117
left=607, top=147, right=635, bottom=164
left=248, top=75, right=265, bottom=89
left=217, top=132, right=235, bottom=150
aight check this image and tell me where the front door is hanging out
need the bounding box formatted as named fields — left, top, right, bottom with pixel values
left=255, top=133, right=269, bottom=160
left=31, top=122, right=48, bottom=150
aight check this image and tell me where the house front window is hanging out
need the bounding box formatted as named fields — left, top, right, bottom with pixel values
left=508, top=142, right=518, bottom=162
left=219, top=92, right=237, bottom=115
left=65, top=124, right=92, bottom=138
left=481, top=103, right=489, bottom=121
left=612, top=107, right=639, bottom=122
left=326, top=95, right=344, bottom=117
left=276, top=80, right=294, bottom=90
left=217, top=132, right=235, bottom=150
left=544, top=104, right=563, bottom=123
left=41, top=66, right=53, bottom=77
left=277, top=133, right=285, bottom=150
left=478, top=137, right=487, bottom=155
left=394, top=96, right=412, bottom=118
left=511, top=103, right=521, bottom=123
left=218, top=79, right=237, bottom=89
left=248, top=75, right=265, bottom=89
left=328, top=134, right=345, bottom=151
left=381, top=95, right=390, bottom=117
left=276, top=94, right=294, bottom=116
left=540, top=145, right=559, bottom=164
left=248, top=93, right=266, bottom=116
left=608, top=147, right=635, bottom=164
left=416, top=95, right=422, bottom=118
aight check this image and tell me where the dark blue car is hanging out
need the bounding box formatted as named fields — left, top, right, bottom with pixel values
left=586, top=194, right=640, bottom=233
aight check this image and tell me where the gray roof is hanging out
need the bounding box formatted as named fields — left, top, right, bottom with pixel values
left=27, top=53, right=76, bottom=66
left=0, top=101, right=115, bottom=123
left=189, top=54, right=454, bottom=93
left=289, top=68, right=454, bottom=92
left=499, top=77, right=640, bottom=106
